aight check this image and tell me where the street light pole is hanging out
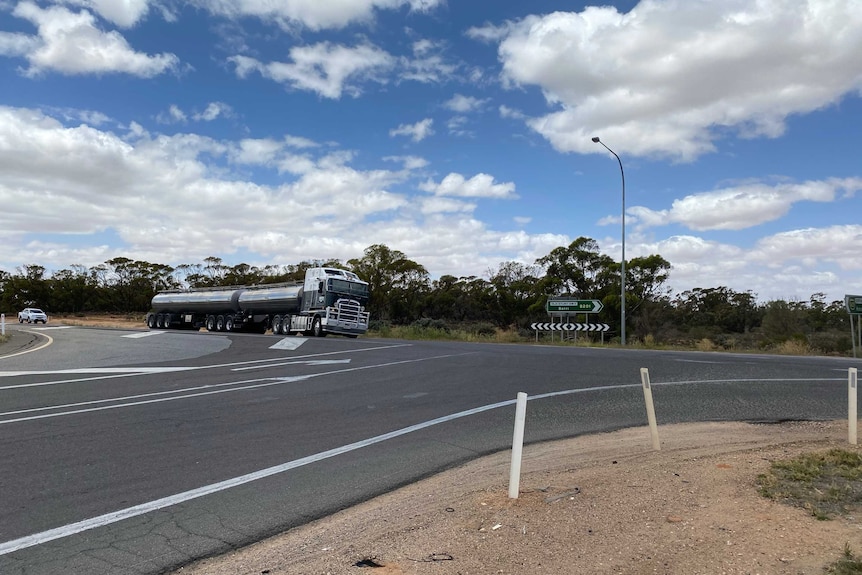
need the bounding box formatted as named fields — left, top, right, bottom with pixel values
left=591, top=136, right=626, bottom=346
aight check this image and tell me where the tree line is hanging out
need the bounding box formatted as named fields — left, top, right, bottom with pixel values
left=0, top=239, right=853, bottom=353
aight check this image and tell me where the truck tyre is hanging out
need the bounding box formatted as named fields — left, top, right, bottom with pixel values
left=225, top=316, right=234, bottom=331
left=18, top=316, right=23, bottom=323
left=206, top=315, right=216, bottom=331
left=312, top=317, right=325, bottom=337
left=163, top=313, right=172, bottom=328
left=281, top=316, right=292, bottom=335
left=272, top=315, right=283, bottom=335
left=147, top=314, right=156, bottom=329
left=216, top=315, right=225, bottom=331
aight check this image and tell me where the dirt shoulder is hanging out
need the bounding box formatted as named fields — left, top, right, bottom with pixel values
left=172, top=420, right=862, bottom=575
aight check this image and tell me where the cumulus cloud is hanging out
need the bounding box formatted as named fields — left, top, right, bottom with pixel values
left=11, top=2, right=178, bottom=77
left=230, top=42, right=393, bottom=99
left=444, top=93, right=489, bottom=113
left=630, top=178, right=862, bottom=231
left=420, top=173, right=516, bottom=199
left=483, top=1, right=862, bottom=161
left=196, top=0, right=444, bottom=31
left=193, top=101, right=233, bottom=121
left=390, top=118, right=434, bottom=142
left=63, top=0, right=152, bottom=27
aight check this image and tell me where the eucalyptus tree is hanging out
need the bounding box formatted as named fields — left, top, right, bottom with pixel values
left=102, top=257, right=178, bottom=312
left=348, top=244, right=429, bottom=323
left=535, top=237, right=615, bottom=297
left=487, top=261, right=543, bottom=327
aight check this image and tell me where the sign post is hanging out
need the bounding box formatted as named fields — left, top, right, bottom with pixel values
left=846, top=295, right=862, bottom=359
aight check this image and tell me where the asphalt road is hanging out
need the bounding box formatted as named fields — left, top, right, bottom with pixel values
left=0, top=324, right=859, bottom=574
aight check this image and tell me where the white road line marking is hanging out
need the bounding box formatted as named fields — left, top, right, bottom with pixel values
left=0, top=353, right=470, bottom=424
left=122, top=331, right=164, bottom=338
left=269, top=337, right=306, bottom=351
left=0, top=332, right=54, bottom=360
left=231, top=359, right=351, bottom=371
left=0, top=395, right=515, bottom=557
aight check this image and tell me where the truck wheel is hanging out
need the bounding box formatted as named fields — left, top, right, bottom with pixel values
left=225, top=316, right=234, bottom=331
left=206, top=315, right=216, bottom=331
left=312, top=317, right=325, bottom=337
left=280, top=316, right=291, bottom=335
left=147, top=314, right=156, bottom=329
left=216, top=315, right=225, bottom=331
left=272, top=315, right=283, bottom=334
left=18, top=317, right=23, bottom=323
left=163, top=313, right=172, bottom=328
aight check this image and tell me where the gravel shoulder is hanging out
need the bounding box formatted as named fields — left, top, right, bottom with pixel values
left=172, top=420, right=862, bottom=575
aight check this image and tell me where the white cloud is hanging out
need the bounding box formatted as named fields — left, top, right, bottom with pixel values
left=229, top=42, right=394, bottom=99
left=11, top=2, right=178, bottom=77
left=197, top=0, right=444, bottom=31
left=0, top=30, right=40, bottom=56
left=62, top=0, right=152, bottom=27
left=420, top=173, right=516, bottom=199
left=487, top=1, right=862, bottom=161
left=399, top=38, right=458, bottom=83
left=444, top=93, right=489, bottom=113
left=193, top=101, right=233, bottom=122
left=419, top=196, right=475, bottom=214
left=630, top=178, right=862, bottom=232
left=390, top=118, right=434, bottom=142
left=157, top=104, right=187, bottom=124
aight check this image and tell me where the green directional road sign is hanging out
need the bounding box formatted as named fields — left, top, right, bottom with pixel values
left=846, top=294, right=862, bottom=315
left=546, top=297, right=604, bottom=314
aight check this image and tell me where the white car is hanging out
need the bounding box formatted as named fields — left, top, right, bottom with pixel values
left=18, top=308, right=49, bottom=324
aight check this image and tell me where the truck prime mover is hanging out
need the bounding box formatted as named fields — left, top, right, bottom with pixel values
left=146, top=267, right=370, bottom=337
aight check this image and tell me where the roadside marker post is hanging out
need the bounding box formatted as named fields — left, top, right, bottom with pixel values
left=640, top=368, right=661, bottom=451
left=508, top=392, right=528, bottom=499
left=1, top=314, right=5, bottom=336
left=850, top=368, right=858, bottom=445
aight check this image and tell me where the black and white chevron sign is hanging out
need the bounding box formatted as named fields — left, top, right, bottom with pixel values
left=530, top=322, right=610, bottom=332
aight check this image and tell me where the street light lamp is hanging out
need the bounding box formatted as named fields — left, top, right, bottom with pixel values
left=591, top=136, right=626, bottom=346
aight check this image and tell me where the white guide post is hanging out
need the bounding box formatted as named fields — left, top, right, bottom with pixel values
left=850, top=368, right=858, bottom=445
left=508, top=392, right=528, bottom=499
left=640, top=368, right=661, bottom=451
left=1, top=313, right=5, bottom=336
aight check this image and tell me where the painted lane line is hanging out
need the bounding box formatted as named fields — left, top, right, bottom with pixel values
left=0, top=367, right=192, bottom=377
left=0, top=396, right=516, bottom=556
left=32, top=326, right=74, bottom=330
left=0, top=376, right=310, bottom=425
left=0, top=343, right=413, bottom=383
left=0, top=353, right=472, bottom=425
left=0, top=331, right=54, bottom=361
left=0, top=376, right=309, bottom=419
left=231, top=359, right=351, bottom=371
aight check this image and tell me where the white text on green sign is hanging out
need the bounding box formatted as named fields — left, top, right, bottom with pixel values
left=546, top=299, right=604, bottom=313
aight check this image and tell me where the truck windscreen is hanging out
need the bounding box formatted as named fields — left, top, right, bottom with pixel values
left=329, top=278, right=369, bottom=300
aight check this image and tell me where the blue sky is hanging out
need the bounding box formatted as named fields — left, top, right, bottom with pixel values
left=1, top=0, right=860, bottom=304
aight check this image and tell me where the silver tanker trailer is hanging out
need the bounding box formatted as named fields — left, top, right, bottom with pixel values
left=146, top=267, right=370, bottom=337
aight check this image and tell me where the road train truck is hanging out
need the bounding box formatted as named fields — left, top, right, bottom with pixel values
left=146, top=267, right=370, bottom=337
